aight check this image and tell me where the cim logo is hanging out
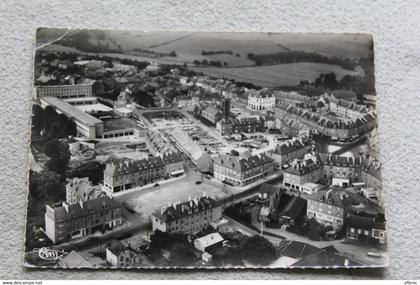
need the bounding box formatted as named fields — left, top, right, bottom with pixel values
left=33, top=247, right=68, bottom=261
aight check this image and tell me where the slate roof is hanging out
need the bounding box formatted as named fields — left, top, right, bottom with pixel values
left=153, top=196, right=220, bottom=223
left=284, top=102, right=376, bottom=130
left=161, top=151, right=183, bottom=164
left=273, top=138, right=311, bottom=155
left=201, top=105, right=221, bottom=117
left=283, top=157, right=321, bottom=176
left=106, top=156, right=165, bottom=177
left=319, top=153, right=363, bottom=167
left=346, top=213, right=386, bottom=231
left=277, top=240, right=320, bottom=260
left=291, top=245, right=363, bottom=268
left=306, top=189, right=346, bottom=208
left=49, top=196, right=122, bottom=222
left=106, top=240, right=138, bottom=256
left=54, top=250, right=92, bottom=268
left=213, top=153, right=273, bottom=172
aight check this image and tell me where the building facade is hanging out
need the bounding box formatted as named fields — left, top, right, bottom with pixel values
left=267, top=138, right=312, bottom=166
left=161, top=151, right=185, bottom=177
left=199, top=105, right=222, bottom=124
left=103, top=156, right=166, bottom=194
left=40, top=96, right=104, bottom=139
left=65, top=177, right=104, bottom=205
left=36, top=84, right=93, bottom=100
left=248, top=94, right=275, bottom=110
left=282, top=155, right=323, bottom=191
left=106, top=240, right=140, bottom=267
left=152, top=196, right=223, bottom=234
left=213, top=154, right=274, bottom=187
left=216, top=117, right=265, bottom=136
left=319, top=154, right=364, bottom=187
left=306, top=189, right=345, bottom=230
left=103, top=152, right=184, bottom=194
left=45, top=196, right=122, bottom=244
left=345, top=213, right=387, bottom=244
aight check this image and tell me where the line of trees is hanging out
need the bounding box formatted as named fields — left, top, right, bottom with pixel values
left=247, top=50, right=356, bottom=70
left=305, top=56, right=376, bottom=98
left=193, top=59, right=228, bottom=67
left=201, top=50, right=233, bottom=55
left=131, top=48, right=177, bottom=57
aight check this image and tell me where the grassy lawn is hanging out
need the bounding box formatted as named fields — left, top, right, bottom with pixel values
left=192, top=62, right=360, bottom=87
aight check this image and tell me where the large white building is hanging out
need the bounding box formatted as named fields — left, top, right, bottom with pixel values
left=151, top=196, right=222, bottom=235
left=248, top=94, right=276, bottom=110
left=40, top=96, right=104, bottom=139
left=35, top=84, right=93, bottom=100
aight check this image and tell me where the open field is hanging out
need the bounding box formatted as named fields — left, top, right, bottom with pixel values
left=37, top=30, right=373, bottom=68
left=192, top=62, right=362, bottom=87
left=118, top=172, right=225, bottom=218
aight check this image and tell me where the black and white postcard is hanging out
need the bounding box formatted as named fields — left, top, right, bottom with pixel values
left=25, top=29, right=388, bottom=269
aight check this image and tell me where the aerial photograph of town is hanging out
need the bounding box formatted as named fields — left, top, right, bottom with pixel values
left=24, top=28, right=388, bottom=269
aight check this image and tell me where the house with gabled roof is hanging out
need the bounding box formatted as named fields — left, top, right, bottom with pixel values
left=151, top=195, right=222, bottom=235
left=213, top=153, right=274, bottom=187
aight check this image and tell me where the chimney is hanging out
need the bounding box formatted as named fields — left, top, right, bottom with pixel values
left=62, top=202, right=69, bottom=213
left=325, top=189, right=333, bottom=200
left=161, top=205, right=167, bottom=215
left=344, top=259, right=349, bottom=267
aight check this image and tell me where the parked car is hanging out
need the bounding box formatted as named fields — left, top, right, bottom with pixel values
left=195, top=181, right=202, bottom=185
left=154, top=183, right=160, bottom=187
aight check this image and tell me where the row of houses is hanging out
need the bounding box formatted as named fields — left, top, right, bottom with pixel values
left=255, top=184, right=386, bottom=244
left=213, top=153, right=274, bottom=187
left=152, top=195, right=223, bottom=235
left=276, top=102, right=377, bottom=139
left=216, top=116, right=265, bottom=136
left=45, top=196, right=123, bottom=244
left=282, top=153, right=383, bottom=206
left=103, top=152, right=184, bottom=194
left=145, top=130, right=177, bottom=155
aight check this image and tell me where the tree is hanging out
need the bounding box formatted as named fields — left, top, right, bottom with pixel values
left=43, top=106, right=57, bottom=129
left=44, top=140, right=70, bottom=177
left=68, top=160, right=105, bottom=184
left=29, top=170, right=62, bottom=200
left=169, top=243, right=196, bottom=266
left=44, top=139, right=60, bottom=158
left=241, top=235, right=276, bottom=265
left=32, top=104, right=44, bottom=132
left=64, top=119, right=77, bottom=137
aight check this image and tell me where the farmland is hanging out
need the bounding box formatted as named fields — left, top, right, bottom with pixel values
left=192, top=62, right=363, bottom=87
left=36, top=29, right=373, bottom=68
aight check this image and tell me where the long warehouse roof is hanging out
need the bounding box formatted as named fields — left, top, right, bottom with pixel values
left=40, top=96, right=102, bottom=127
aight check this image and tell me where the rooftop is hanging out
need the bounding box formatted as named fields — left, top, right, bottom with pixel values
left=40, top=96, right=102, bottom=127
left=103, top=117, right=138, bottom=132
left=47, top=196, right=122, bottom=222
left=106, top=240, right=137, bottom=256
left=283, top=155, right=321, bottom=176
left=153, top=196, right=220, bottom=223
left=291, top=245, right=363, bottom=268
left=214, top=153, right=273, bottom=172
left=306, top=189, right=346, bottom=208
left=194, top=232, right=224, bottom=249
left=106, top=156, right=165, bottom=177
left=273, top=138, right=311, bottom=155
